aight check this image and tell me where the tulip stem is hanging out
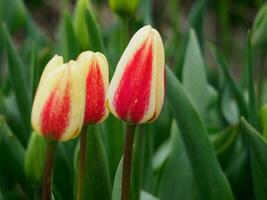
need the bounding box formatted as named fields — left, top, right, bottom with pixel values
left=77, top=126, right=88, bottom=200
left=42, top=140, right=57, bottom=200
left=121, top=123, right=136, bottom=200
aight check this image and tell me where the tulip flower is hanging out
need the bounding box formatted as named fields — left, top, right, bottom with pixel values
left=107, top=25, right=165, bottom=200
left=107, top=25, right=165, bottom=124
left=108, top=0, right=139, bottom=16
left=31, top=55, right=85, bottom=141
left=75, top=51, right=109, bottom=200
left=77, top=51, right=109, bottom=125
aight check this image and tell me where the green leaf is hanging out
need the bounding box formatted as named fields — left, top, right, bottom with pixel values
left=152, top=138, right=171, bottom=171
left=0, top=115, right=29, bottom=192
left=140, top=191, right=159, bottom=200
left=214, top=49, right=248, bottom=118
left=85, top=9, right=105, bottom=52
left=83, top=125, right=111, bottom=200
left=1, top=24, right=31, bottom=128
left=166, top=67, right=234, bottom=200
left=240, top=117, right=267, bottom=200
left=245, top=31, right=258, bottom=128
left=157, top=120, right=194, bottom=200
left=100, top=115, right=124, bottom=181
left=30, top=42, right=39, bottom=103
left=182, top=29, right=207, bottom=118
left=112, top=157, right=123, bottom=200
left=63, top=10, right=80, bottom=60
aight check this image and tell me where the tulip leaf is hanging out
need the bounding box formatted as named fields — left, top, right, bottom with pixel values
left=112, top=157, right=123, bottom=200
left=214, top=49, right=248, bottom=118
left=54, top=143, right=75, bottom=199
left=157, top=120, right=194, bottom=200
left=166, top=67, right=234, bottom=200
left=63, top=10, right=80, bottom=60
left=83, top=125, right=111, bottom=200
left=85, top=9, right=105, bottom=52
left=100, top=115, right=124, bottom=181
left=182, top=28, right=207, bottom=118
left=140, top=191, right=159, bottom=200
left=152, top=138, right=171, bottom=171
left=244, top=31, right=258, bottom=128
left=0, top=115, right=29, bottom=193
left=240, top=117, right=267, bottom=200
left=1, top=24, right=31, bottom=128
left=30, top=42, right=39, bottom=103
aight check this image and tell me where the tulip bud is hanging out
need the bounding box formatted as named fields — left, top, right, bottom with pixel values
left=252, top=2, right=267, bottom=48
left=108, top=0, right=139, bottom=16
left=260, top=104, right=267, bottom=139
left=24, top=132, right=46, bottom=186
left=73, top=0, right=91, bottom=50
left=31, top=57, right=85, bottom=141
left=77, top=51, right=109, bottom=124
left=107, top=25, right=165, bottom=124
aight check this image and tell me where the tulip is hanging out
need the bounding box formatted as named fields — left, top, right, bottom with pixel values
left=107, top=25, right=165, bottom=124
left=75, top=51, right=109, bottom=200
left=108, top=0, right=139, bottom=16
left=77, top=51, right=109, bottom=125
left=31, top=56, right=85, bottom=141
left=107, top=25, right=165, bottom=200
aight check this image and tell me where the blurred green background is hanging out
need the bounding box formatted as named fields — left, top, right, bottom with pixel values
left=1, top=0, right=267, bottom=200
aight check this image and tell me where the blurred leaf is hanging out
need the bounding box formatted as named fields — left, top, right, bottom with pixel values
left=63, top=11, right=80, bottom=60
left=112, top=157, right=123, bottom=200
left=0, top=189, right=3, bottom=200
left=221, top=87, right=240, bottom=124
left=245, top=31, right=258, bottom=128
left=1, top=24, right=31, bottom=130
left=140, top=191, right=159, bottom=200
left=188, top=0, right=207, bottom=44
left=182, top=29, right=207, bottom=118
left=83, top=125, right=111, bottom=200
left=252, top=2, right=267, bottom=48
left=0, top=0, right=27, bottom=32
left=152, top=138, right=170, bottom=171
left=166, top=67, right=234, bottom=200
left=215, top=49, right=248, bottom=118
left=240, top=117, right=267, bottom=200
left=85, top=9, right=105, bottom=52
left=211, top=125, right=238, bottom=157
left=100, top=115, right=124, bottom=181
left=30, top=43, right=39, bottom=103
left=0, top=115, right=29, bottom=194
left=54, top=143, right=75, bottom=200
left=73, top=0, right=91, bottom=50
left=157, top=121, right=194, bottom=200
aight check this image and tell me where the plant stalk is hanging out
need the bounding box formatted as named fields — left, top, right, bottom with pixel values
left=42, top=140, right=57, bottom=200
left=76, top=126, right=88, bottom=200
left=121, top=124, right=136, bottom=200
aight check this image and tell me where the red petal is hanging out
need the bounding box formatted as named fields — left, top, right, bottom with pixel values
left=114, top=38, right=153, bottom=123
left=40, top=83, right=71, bottom=140
left=84, top=60, right=106, bottom=124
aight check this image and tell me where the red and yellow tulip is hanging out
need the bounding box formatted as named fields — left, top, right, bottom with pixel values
left=77, top=51, right=109, bottom=124
left=31, top=55, right=85, bottom=141
left=107, top=25, right=165, bottom=124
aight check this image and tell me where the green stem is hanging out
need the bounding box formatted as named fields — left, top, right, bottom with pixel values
left=119, top=17, right=129, bottom=54
left=121, top=124, right=136, bottom=200
left=76, top=126, right=88, bottom=200
left=42, top=140, right=57, bottom=200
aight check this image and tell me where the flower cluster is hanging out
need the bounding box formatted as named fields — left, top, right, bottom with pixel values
left=31, top=25, right=165, bottom=141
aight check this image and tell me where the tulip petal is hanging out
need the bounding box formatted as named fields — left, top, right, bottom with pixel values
left=31, top=61, right=85, bottom=141
left=107, top=25, right=165, bottom=123
left=77, top=51, right=109, bottom=124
